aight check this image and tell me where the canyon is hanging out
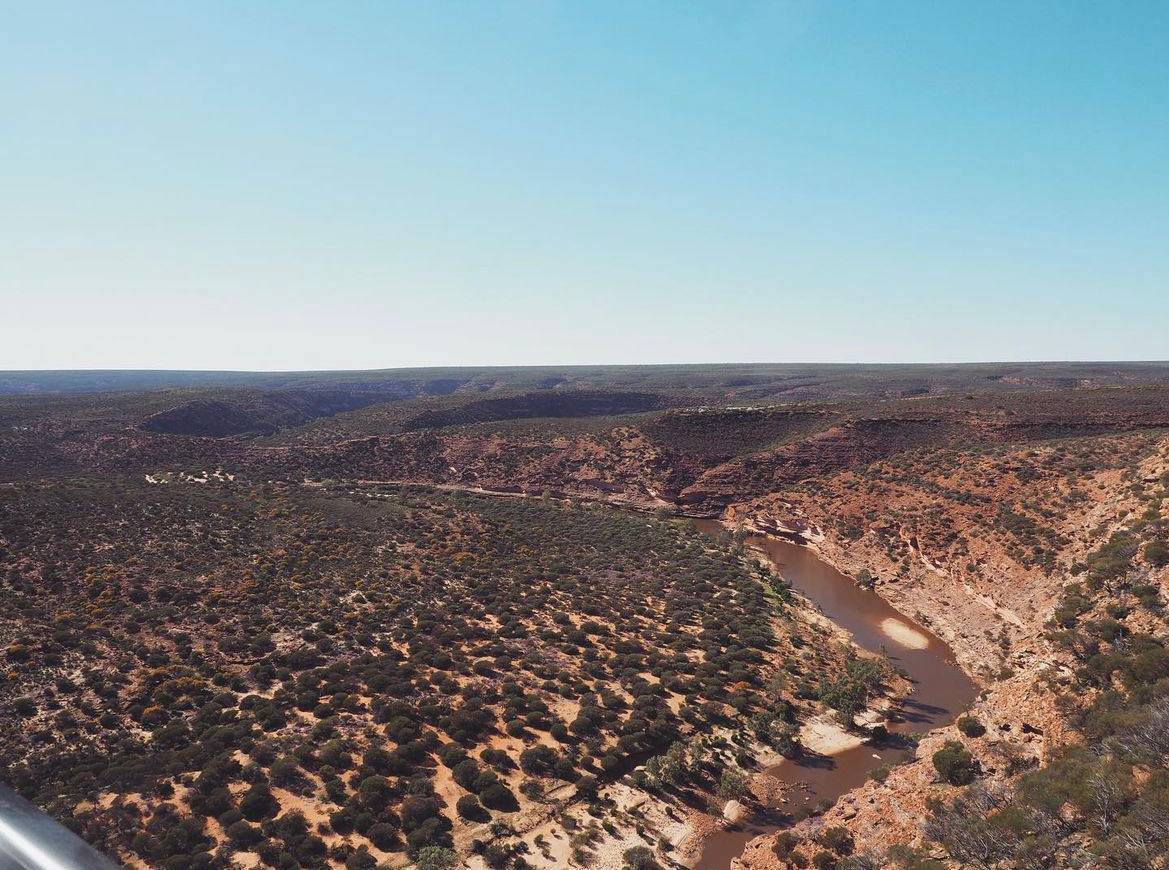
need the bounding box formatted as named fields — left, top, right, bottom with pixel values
left=2, top=365, right=1168, bottom=869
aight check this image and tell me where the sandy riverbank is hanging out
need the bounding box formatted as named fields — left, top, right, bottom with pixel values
left=879, top=617, right=930, bottom=649
left=798, top=714, right=866, bottom=756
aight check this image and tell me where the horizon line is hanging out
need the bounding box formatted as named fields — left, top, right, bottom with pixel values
left=4, top=359, right=1169, bottom=375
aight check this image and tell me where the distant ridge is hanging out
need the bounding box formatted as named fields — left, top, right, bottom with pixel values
left=4, top=361, right=1169, bottom=395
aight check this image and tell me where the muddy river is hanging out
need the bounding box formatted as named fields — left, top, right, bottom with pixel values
left=689, top=521, right=978, bottom=870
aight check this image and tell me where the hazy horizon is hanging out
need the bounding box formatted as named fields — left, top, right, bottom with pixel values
left=6, top=359, right=1169, bottom=376
left=5, top=2, right=1167, bottom=369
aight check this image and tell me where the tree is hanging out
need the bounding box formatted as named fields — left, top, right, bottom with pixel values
left=818, top=656, right=886, bottom=728
left=645, top=741, right=688, bottom=787
left=923, top=788, right=1018, bottom=868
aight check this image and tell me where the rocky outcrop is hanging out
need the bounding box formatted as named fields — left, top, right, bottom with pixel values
left=677, top=419, right=956, bottom=514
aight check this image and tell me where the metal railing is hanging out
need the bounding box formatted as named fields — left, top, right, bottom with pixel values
left=0, top=785, right=120, bottom=870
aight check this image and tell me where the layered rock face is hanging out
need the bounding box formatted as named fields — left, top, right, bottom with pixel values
left=729, top=434, right=1169, bottom=867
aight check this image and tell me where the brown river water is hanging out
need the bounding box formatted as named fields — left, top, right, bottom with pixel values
left=688, top=521, right=978, bottom=870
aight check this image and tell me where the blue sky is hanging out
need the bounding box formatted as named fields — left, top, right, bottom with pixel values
left=3, top=1, right=1166, bottom=369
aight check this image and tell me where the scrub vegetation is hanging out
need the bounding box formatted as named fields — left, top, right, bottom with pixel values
left=4, top=363, right=1169, bottom=868
left=1, top=478, right=851, bottom=868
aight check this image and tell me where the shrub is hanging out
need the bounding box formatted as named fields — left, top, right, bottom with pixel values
left=414, top=847, right=458, bottom=870
left=269, top=756, right=300, bottom=787
left=226, top=820, right=261, bottom=847
left=238, top=784, right=278, bottom=821
left=868, top=765, right=891, bottom=784
left=932, top=741, right=978, bottom=786
left=480, top=782, right=519, bottom=812
left=344, top=847, right=376, bottom=870
left=456, top=794, right=489, bottom=822
left=406, top=816, right=452, bottom=855
left=481, top=748, right=512, bottom=769
left=329, top=807, right=354, bottom=835
left=716, top=767, right=750, bottom=800
left=367, top=822, right=399, bottom=850
left=956, top=716, right=986, bottom=738
left=452, top=759, right=480, bottom=790
left=439, top=743, right=467, bottom=768
left=358, top=775, right=394, bottom=811
left=772, top=832, right=798, bottom=859
left=819, top=826, right=854, bottom=855
left=623, top=845, right=658, bottom=869
left=484, top=843, right=512, bottom=868
left=401, top=795, right=442, bottom=830
left=1146, top=537, right=1169, bottom=568
left=575, top=774, right=599, bottom=800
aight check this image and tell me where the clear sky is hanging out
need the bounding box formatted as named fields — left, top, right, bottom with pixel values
left=3, top=1, right=1166, bottom=370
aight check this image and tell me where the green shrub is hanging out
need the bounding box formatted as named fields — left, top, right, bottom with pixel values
left=932, top=741, right=978, bottom=785
left=1146, top=537, right=1169, bottom=567
left=480, top=782, right=518, bottom=812
left=414, top=847, right=458, bottom=870
left=367, top=822, right=400, bottom=850
left=238, top=784, right=278, bottom=822
left=956, top=716, right=985, bottom=738
left=456, top=794, right=488, bottom=822
left=819, top=826, right=854, bottom=855
left=772, top=832, right=798, bottom=859
left=623, top=845, right=658, bottom=869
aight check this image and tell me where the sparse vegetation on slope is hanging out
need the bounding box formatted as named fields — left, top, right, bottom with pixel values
left=1, top=477, right=862, bottom=868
